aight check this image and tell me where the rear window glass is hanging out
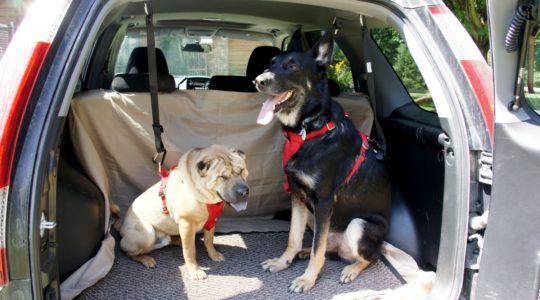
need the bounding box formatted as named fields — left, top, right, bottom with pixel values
left=371, top=28, right=435, bottom=112
left=304, top=31, right=355, bottom=93
left=113, top=28, right=273, bottom=84
left=524, top=34, right=540, bottom=114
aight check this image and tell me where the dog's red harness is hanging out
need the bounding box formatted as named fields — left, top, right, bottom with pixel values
left=158, top=165, right=225, bottom=230
left=282, top=121, right=369, bottom=193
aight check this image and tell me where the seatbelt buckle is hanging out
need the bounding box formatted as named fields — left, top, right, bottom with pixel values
left=153, top=149, right=167, bottom=165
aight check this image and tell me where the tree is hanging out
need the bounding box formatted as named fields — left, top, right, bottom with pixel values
left=445, top=0, right=490, bottom=58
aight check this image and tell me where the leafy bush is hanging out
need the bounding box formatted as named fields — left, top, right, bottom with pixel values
left=328, top=49, right=354, bottom=93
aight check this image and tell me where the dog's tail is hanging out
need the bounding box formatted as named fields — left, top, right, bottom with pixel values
left=110, top=202, right=122, bottom=231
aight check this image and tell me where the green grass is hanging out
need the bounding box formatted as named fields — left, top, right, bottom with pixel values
left=525, top=92, right=540, bottom=113
left=410, top=92, right=436, bottom=112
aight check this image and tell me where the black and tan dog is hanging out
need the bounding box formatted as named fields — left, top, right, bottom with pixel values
left=255, top=32, right=391, bottom=292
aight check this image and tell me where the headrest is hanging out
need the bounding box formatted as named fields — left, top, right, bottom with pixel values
left=111, top=74, right=176, bottom=93
left=207, top=75, right=256, bottom=92
left=246, top=46, right=281, bottom=80
left=112, top=47, right=176, bottom=93
left=125, top=47, right=170, bottom=74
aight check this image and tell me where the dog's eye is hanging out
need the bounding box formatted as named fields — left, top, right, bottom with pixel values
left=270, top=57, right=276, bottom=66
left=286, top=59, right=298, bottom=71
left=218, top=175, right=230, bottom=180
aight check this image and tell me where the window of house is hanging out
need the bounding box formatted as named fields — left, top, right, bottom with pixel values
left=371, top=27, right=435, bottom=112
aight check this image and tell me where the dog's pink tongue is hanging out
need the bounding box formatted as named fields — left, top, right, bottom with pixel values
left=256, top=97, right=277, bottom=125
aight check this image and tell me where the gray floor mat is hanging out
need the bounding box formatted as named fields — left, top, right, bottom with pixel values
left=77, top=232, right=402, bottom=300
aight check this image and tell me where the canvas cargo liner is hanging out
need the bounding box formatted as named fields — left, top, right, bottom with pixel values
left=61, top=89, right=432, bottom=299
left=68, top=89, right=375, bottom=230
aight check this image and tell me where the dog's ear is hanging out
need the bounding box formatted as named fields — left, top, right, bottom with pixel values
left=232, top=149, right=246, bottom=160
left=311, top=31, right=334, bottom=68
left=197, top=160, right=210, bottom=177
left=287, top=29, right=304, bottom=52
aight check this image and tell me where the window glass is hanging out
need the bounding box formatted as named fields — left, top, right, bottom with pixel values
left=113, top=28, right=273, bottom=89
left=371, top=28, right=435, bottom=112
left=304, top=31, right=355, bottom=93
left=523, top=34, right=540, bottom=114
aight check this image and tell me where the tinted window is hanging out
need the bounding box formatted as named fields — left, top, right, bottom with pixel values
left=113, top=28, right=273, bottom=88
left=305, top=31, right=355, bottom=93
left=524, top=34, right=540, bottom=114
left=371, top=28, right=435, bottom=112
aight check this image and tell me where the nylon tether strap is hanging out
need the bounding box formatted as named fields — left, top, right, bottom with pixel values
left=144, top=1, right=166, bottom=165
left=362, top=27, right=387, bottom=160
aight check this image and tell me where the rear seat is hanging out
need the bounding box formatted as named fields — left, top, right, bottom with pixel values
left=69, top=44, right=374, bottom=219
left=111, top=46, right=176, bottom=93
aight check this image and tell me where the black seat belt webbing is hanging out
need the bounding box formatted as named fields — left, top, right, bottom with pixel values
left=362, top=27, right=387, bottom=160
left=144, top=1, right=166, bottom=164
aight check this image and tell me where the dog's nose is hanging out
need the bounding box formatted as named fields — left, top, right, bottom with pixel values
left=235, top=185, right=249, bottom=198
left=255, top=73, right=273, bottom=87
left=255, top=75, right=266, bottom=87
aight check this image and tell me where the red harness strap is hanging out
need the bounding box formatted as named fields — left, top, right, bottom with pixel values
left=282, top=121, right=368, bottom=193
left=158, top=164, right=177, bottom=215
left=203, top=201, right=225, bottom=230
left=158, top=165, right=225, bottom=230
left=342, top=131, right=369, bottom=184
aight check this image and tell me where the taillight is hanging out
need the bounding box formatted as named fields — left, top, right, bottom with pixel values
left=427, top=4, right=495, bottom=144
left=0, top=0, right=70, bottom=288
left=0, top=41, right=51, bottom=188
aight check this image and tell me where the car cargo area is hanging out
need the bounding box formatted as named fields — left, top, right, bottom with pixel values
left=50, top=1, right=446, bottom=299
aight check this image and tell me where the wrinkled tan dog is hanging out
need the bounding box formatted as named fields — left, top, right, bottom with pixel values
left=119, top=145, right=249, bottom=279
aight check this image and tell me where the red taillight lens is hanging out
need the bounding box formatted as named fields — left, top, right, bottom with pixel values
left=0, top=41, right=51, bottom=287
left=0, top=41, right=51, bottom=188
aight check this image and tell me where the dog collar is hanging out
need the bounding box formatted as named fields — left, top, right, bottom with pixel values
left=158, top=164, right=225, bottom=230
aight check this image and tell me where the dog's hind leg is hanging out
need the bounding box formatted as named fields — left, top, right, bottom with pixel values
left=130, top=254, right=157, bottom=268
left=339, top=216, right=388, bottom=283
left=262, top=196, right=309, bottom=273
left=290, top=201, right=333, bottom=293
left=297, top=247, right=311, bottom=259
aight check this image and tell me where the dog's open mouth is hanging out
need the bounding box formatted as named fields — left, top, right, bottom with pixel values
left=256, top=90, right=295, bottom=125
left=216, top=191, right=248, bottom=212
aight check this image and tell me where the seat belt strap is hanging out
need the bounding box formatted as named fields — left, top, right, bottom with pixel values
left=144, top=1, right=166, bottom=165
left=362, top=27, right=387, bottom=160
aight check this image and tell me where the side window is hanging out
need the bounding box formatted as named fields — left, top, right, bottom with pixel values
left=112, top=29, right=273, bottom=89
left=524, top=34, right=540, bottom=114
left=305, top=31, right=355, bottom=93
left=371, top=28, right=435, bottom=112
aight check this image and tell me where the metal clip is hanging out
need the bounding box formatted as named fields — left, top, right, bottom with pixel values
left=299, top=127, right=307, bottom=140
left=153, top=149, right=167, bottom=165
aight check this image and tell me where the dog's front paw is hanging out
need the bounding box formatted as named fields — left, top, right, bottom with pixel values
left=340, top=264, right=360, bottom=284
left=289, top=275, right=316, bottom=293
left=208, top=251, right=225, bottom=262
left=261, top=258, right=290, bottom=273
left=185, top=266, right=208, bottom=280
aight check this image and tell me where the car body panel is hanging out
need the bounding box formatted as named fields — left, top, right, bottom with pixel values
left=475, top=1, right=540, bottom=299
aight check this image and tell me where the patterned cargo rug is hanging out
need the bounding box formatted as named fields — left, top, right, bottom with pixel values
left=77, top=232, right=402, bottom=300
